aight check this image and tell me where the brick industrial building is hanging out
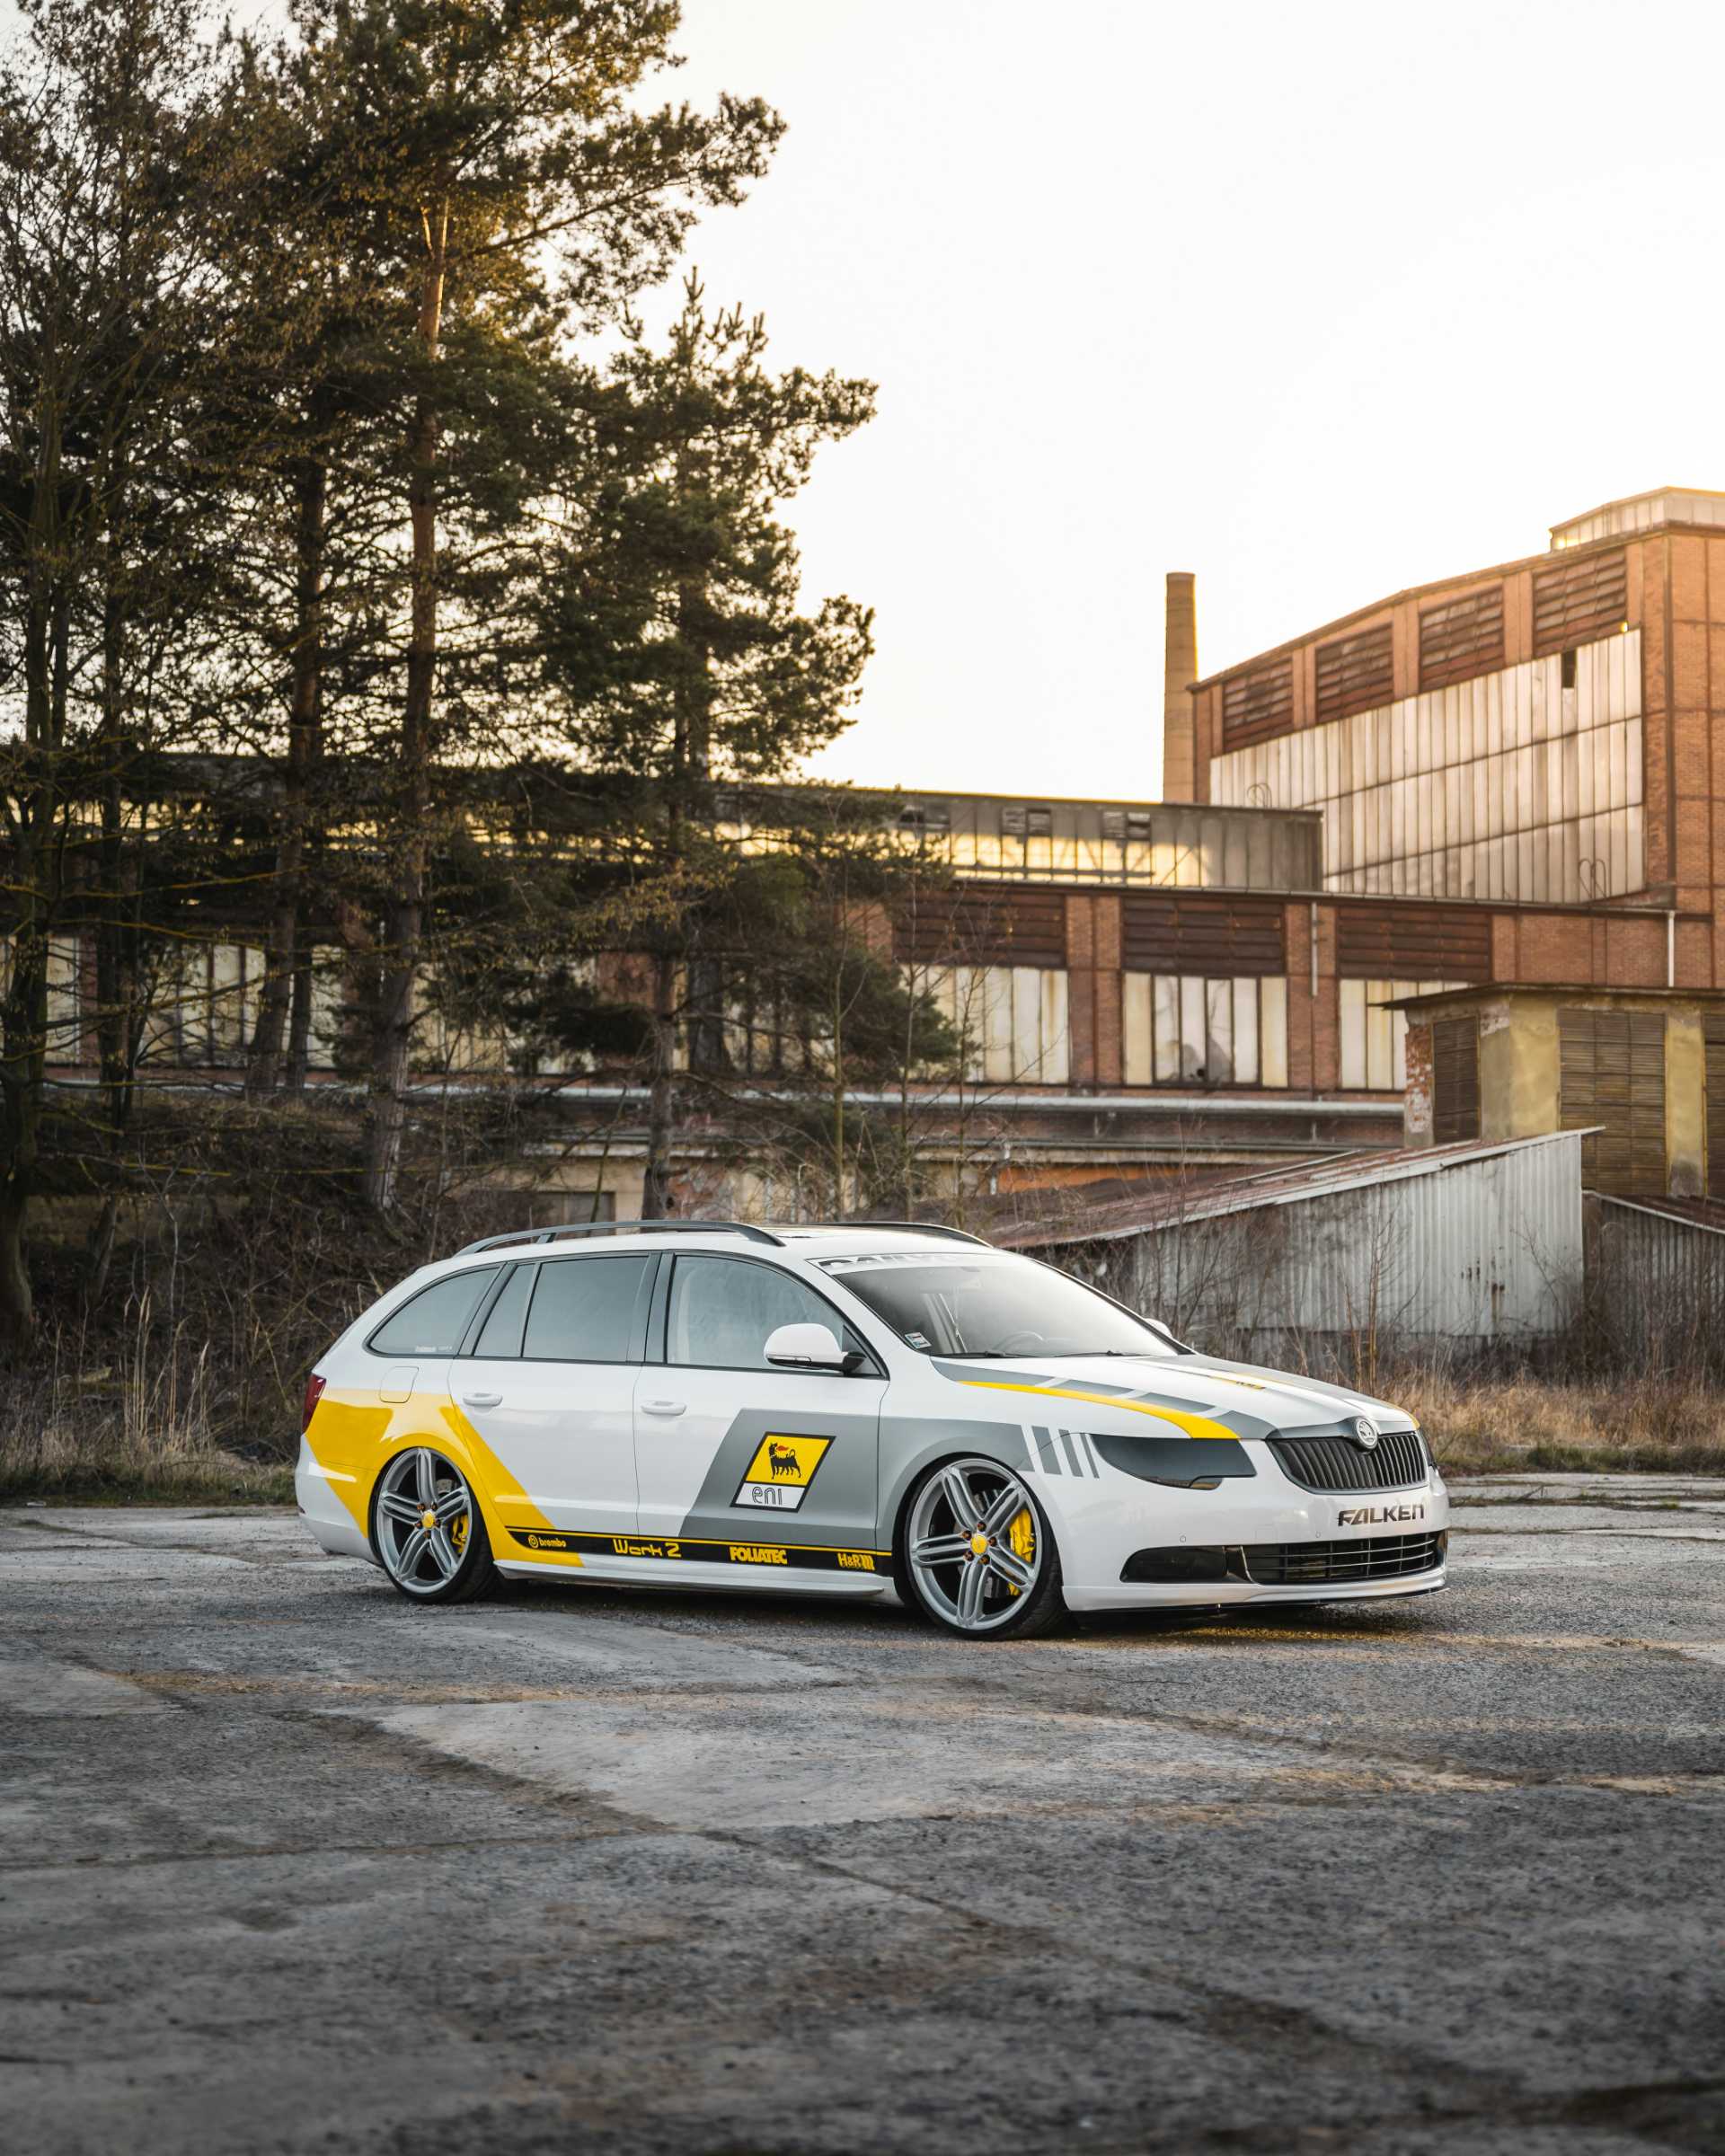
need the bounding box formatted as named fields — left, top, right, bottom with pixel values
left=37, top=486, right=1725, bottom=1213
left=1171, top=484, right=1725, bottom=1199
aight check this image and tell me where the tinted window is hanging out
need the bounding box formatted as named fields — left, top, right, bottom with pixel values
left=667, top=1256, right=850, bottom=1371
left=369, top=1268, right=500, bottom=1357
left=470, top=1264, right=535, bottom=1358
left=522, top=1255, right=652, bottom=1362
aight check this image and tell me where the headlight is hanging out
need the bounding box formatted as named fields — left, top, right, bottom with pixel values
left=1090, top=1431, right=1256, bottom=1489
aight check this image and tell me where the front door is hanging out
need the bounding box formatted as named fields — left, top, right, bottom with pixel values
left=633, top=1253, right=884, bottom=1558
left=450, top=1251, right=655, bottom=1536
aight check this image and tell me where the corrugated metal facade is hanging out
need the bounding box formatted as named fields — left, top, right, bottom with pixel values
left=1591, top=1196, right=1725, bottom=1345
left=1208, top=629, right=1643, bottom=903
left=1024, top=1132, right=1585, bottom=1353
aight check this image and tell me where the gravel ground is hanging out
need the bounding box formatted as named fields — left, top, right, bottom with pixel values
left=4, top=1473, right=1723, bottom=2156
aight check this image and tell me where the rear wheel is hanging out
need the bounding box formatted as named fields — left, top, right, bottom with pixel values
left=897, top=1455, right=1064, bottom=1639
left=369, top=1447, right=496, bottom=1604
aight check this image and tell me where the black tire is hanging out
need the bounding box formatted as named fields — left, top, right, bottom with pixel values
left=368, top=1446, right=498, bottom=1606
left=894, top=1455, right=1066, bottom=1641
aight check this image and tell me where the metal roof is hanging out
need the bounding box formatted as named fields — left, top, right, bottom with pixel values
left=1592, top=1192, right=1725, bottom=1239
left=1380, top=984, right=1725, bottom=1012
left=997, top=1128, right=1595, bottom=1250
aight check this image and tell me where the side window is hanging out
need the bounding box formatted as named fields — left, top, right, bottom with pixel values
left=521, top=1254, right=653, bottom=1363
left=667, top=1256, right=856, bottom=1372
left=369, top=1268, right=500, bottom=1357
left=469, top=1263, right=535, bottom=1359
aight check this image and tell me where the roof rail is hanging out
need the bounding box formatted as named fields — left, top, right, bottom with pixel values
left=456, top=1218, right=786, bottom=1257
left=838, top=1220, right=991, bottom=1247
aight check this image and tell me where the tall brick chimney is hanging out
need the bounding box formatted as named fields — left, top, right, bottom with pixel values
left=1161, top=570, right=1197, bottom=802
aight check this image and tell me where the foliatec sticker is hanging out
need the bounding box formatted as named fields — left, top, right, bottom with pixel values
left=732, top=1433, right=833, bottom=1514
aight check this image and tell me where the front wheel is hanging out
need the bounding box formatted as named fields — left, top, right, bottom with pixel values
left=897, top=1455, right=1065, bottom=1639
left=369, top=1447, right=496, bottom=1604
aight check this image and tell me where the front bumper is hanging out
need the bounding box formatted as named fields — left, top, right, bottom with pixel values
left=1066, top=1566, right=1447, bottom=1613
left=1049, top=1437, right=1450, bottom=1613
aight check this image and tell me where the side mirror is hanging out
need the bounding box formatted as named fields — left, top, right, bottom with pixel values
left=765, top=1321, right=852, bottom=1374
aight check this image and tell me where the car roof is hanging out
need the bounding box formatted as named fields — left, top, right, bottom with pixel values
left=441, top=1220, right=995, bottom=1268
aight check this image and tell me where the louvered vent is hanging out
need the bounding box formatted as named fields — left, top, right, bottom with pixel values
left=1533, top=550, right=1628, bottom=657
left=1221, top=662, right=1294, bottom=748
left=1420, top=586, right=1506, bottom=691
left=1707, top=1017, right=1725, bottom=1200
left=1335, top=906, right=1492, bottom=981
left=894, top=888, right=1066, bottom=968
left=1120, top=894, right=1287, bottom=976
left=1314, top=623, right=1394, bottom=725
left=1559, top=1008, right=1667, bottom=1195
left=1432, top=1016, right=1482, bottom=1144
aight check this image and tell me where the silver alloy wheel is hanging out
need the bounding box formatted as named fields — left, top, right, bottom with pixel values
left=907, top=1455, right=1042, bottom=1633
left=374, top=1448, right=474, bottom=1596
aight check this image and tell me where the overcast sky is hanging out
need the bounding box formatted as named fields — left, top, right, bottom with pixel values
left=650, top=0, right=1725, bottom=801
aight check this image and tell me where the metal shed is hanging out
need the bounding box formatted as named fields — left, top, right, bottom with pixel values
left=999, top=1130, right=1587, bottom=1357
left=1588, top=1192, right=1725, bottom=1360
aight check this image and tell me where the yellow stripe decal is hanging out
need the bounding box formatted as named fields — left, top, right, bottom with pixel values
left=955, top=1379, right=1237, bottom=1445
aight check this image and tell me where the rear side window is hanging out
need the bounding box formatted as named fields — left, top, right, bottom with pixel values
left=470, top=1264, right=535, bottom=1358
left=368, top=1268, right=500, bottom=1357
left=522, top=1254, right=653, bottom=1362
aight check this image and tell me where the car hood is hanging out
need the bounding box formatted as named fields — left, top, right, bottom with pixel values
left=929, top=1351, right=1412, bottom=1441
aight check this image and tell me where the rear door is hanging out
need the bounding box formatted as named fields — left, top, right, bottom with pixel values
left=366, top=1266, right=505, bottom=1417
left=632, top=1253, right=884, bottom=1560
left=450, top=1251, right=656, bottom=1537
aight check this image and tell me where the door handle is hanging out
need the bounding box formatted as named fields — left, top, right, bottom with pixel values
left=641, top=1399, right=686, bottom=1418
left=461, top=1392, right=503, bottom=1409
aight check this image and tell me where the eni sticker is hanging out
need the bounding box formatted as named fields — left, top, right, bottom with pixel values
left=733, top=1433, right=833, bottom=1514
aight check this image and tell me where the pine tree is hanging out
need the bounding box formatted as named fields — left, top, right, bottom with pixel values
left=538, top=277, right=875, bottom=1213
left=0, top=0, right=258, bottom=1343
left=269, top=0, right=782, bottom=1210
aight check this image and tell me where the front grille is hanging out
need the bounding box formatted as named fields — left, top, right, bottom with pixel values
left=1241, top=1532, right=1446, bottom=1586
left=1269, top=1428, right=1428, bottom=1493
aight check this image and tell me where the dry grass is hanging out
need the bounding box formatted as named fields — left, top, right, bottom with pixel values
left=7, top=1364, right=1723, bottom=1505
left=1395, top=1371, right=1725, bottom=1477
left=0, top=1437, right=294, bottom=1506
left=0, top=1294, right=300, bottom=1505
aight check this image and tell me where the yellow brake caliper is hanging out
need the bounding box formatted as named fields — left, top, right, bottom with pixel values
left=437, top=1483, right=469, bottom=1554
left=1006, top=1506, right=1035, bottom=1594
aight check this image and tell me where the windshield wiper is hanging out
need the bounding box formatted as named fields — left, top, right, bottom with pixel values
left=951, top=1347, right=1152, bottom=1359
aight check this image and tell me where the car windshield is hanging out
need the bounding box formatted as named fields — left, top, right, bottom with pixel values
left=819, top=1253, right=1173, bottom=1359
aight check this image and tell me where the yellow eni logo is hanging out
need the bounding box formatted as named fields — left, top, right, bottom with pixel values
left=729, top=1543, right=789, bottom=1565
left=733, top=1434, right=833, bottom=1515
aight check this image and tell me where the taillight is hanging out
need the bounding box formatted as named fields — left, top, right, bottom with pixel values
left=302, top=1373, right=328, bottom=1433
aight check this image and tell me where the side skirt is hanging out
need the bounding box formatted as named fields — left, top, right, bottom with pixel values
left=496, top=1551, right=893, bottom=1598
left=492, top=1523, right=895, bottom=1598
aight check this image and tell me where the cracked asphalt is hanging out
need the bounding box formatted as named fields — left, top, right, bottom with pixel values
left=4, top=1472, right=1723, bottom=2156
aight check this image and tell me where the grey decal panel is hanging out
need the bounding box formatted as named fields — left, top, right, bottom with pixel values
left=677, top=1406, right=880, bottom=1550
